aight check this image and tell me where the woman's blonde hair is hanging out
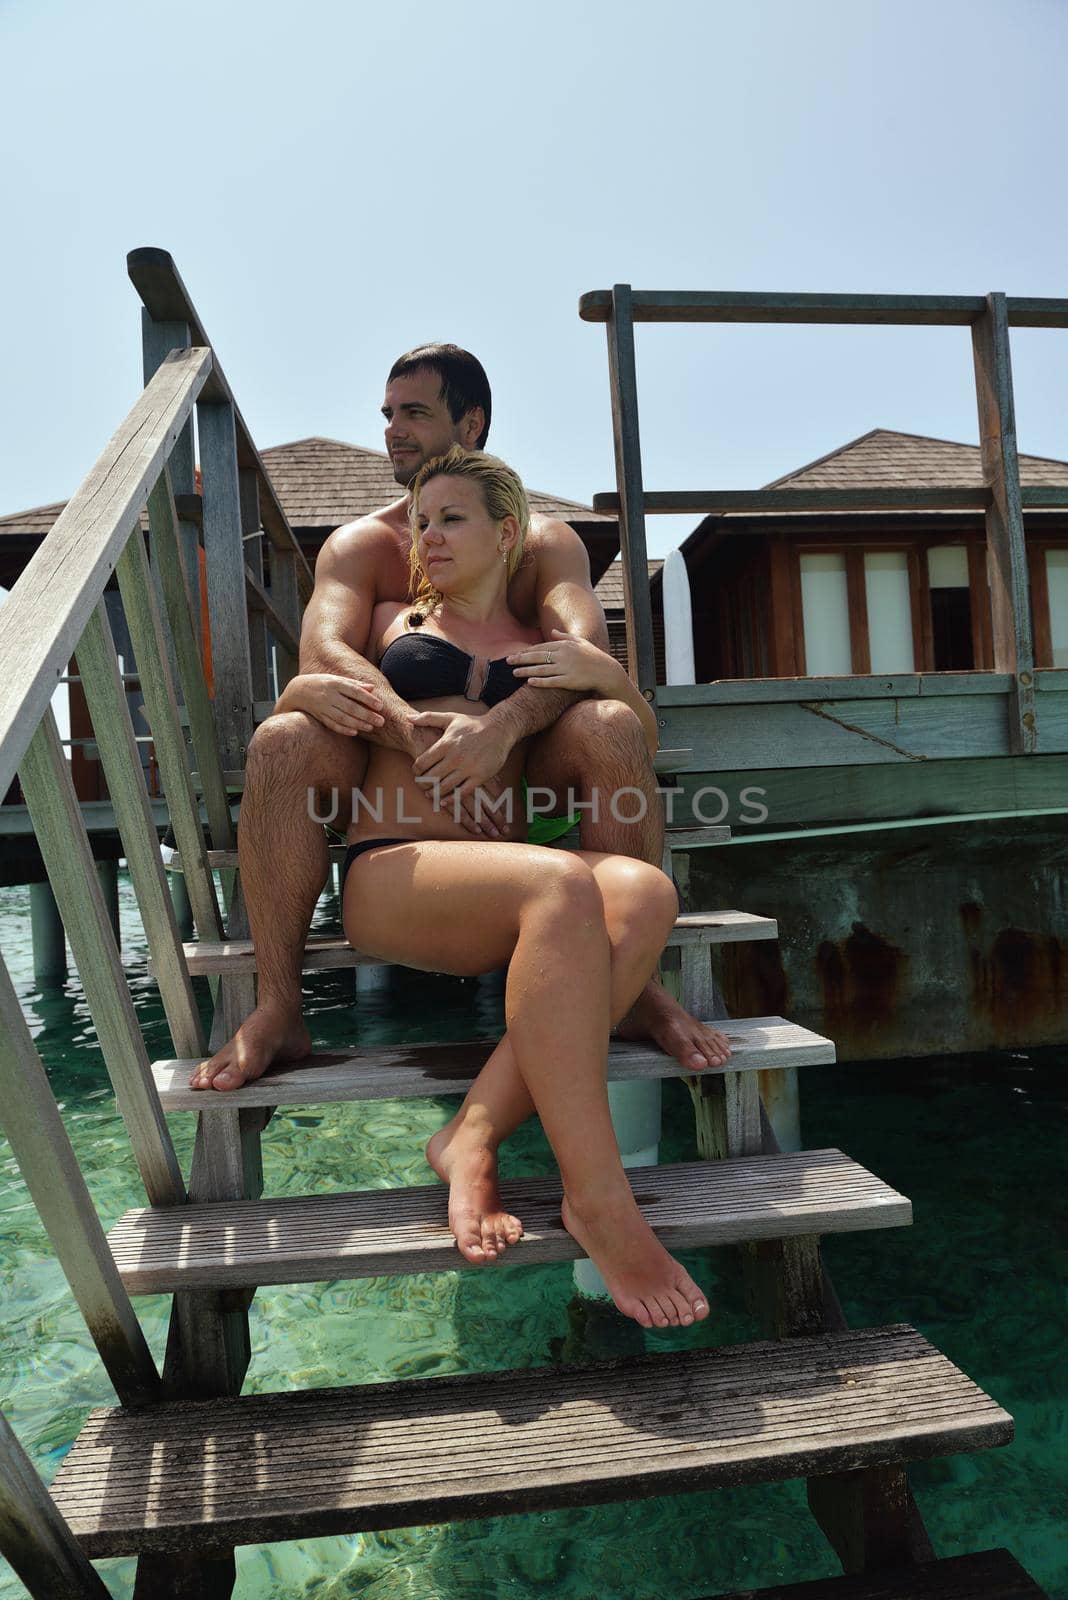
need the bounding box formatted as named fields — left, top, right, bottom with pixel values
left=407, top=445, right=530, bottom=618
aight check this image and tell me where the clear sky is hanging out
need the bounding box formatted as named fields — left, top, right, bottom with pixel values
left=2, top=0, right=1066, bottom=556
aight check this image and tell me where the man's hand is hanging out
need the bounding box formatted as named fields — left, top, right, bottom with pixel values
left=410, top=711, right=513, bottom=836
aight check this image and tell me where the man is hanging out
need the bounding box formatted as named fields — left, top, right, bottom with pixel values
left=194, top=343, right=730, bottom=1090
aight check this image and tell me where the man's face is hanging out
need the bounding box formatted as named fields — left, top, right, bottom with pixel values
left=382, top=369, right=472, bottom=487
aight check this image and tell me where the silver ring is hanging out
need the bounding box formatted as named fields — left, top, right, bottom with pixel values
left=546, top=651, right=554, bottom=665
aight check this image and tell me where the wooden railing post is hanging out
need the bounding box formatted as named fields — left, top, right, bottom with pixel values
left=971, top=291, right=1036, bottom=754
left=606, top=283, right=658, bottom=700
left=0, top=962, right=162, bottom=1406
left=141, top=310, right=202, bottom=656
left=0, top=1408, right=113, bottom=1598
left=198, top=400, right=256, bottom=772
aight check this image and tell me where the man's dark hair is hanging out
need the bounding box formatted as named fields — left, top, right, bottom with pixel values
left=387, top=343, right=492, bottom=449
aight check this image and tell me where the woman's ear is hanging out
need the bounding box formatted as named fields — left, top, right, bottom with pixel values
left=497, top=513, right=520, bottom=554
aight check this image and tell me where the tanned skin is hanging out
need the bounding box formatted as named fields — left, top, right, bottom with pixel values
left=191, top=365, right=731, bottom=1096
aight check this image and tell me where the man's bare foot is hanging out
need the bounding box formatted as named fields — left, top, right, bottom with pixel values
left=426, top=1124, right=524, bottom=1266
left=561, top=1187, right=709, bottom=1329
left=616, top=978, right=732, bottom=1071
left=189, top=1005, right=312, bottom=1091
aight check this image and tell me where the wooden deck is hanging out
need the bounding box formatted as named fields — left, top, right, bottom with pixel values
left=151, top=1015, right=835, bottom=1111
left=50, top=1325, right=1012, bottom=1558
left=107, top=1148, right=910, bottom=1293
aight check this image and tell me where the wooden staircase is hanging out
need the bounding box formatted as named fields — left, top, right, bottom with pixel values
left=0, top=251, right=1048, bottom=1600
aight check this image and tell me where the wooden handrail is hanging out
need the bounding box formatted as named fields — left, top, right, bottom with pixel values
left=0, top=345, right=212, bottom=798
left=580, top=288, right=1068, bottom=327
left=128, top=247, right=314, bottom=602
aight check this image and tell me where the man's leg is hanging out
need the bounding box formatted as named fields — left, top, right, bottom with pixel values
left=191, top=712, right=367, bottom=1090
left=525, top=699, right=732, bottom=1072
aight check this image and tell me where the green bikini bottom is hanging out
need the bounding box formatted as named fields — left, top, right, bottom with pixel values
left=521, top=776, right=580, bottom=846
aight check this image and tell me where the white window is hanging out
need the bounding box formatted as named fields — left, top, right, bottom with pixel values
left=1047, top=550, right=1068, bottom=668
left=800, top=553, right=852, bottom=674
left=927, top=546, right=970, bottom=589
left=865, top=553, right=915, bottom=672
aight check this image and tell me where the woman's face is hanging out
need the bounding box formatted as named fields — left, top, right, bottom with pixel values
left=414, top=475, right=510, bottom=592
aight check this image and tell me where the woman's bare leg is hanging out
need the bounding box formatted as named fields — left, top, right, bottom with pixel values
left=426, top=854, right=684, bottom=1263
left=344, top=842, right=708, bottom=1328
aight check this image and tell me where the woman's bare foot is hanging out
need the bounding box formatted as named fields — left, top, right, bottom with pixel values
left=426, top=1124, right=524, bottom=1266
left=189, top=1005, right=312, bottom=1091
left=616, top=978, right=732, bottom=1071
left=561, top=1187, right=709, bottom=1330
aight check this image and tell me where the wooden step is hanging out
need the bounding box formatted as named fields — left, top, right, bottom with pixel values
left=161, top=909, right=776, bottom=977
left=48, top=1325, right=1013, bottom=1558
left=107, top=1148, right=910, bottom=1294
left=709, top=1549, right=1049, bottom=1599
left=152, top=1014, right=835, bottom=1111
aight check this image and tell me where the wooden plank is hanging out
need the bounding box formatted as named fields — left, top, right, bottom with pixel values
left=769, top=540, right=801, bottom=676
left=163, top=908, right=773, bottom=975
left=808, top=1464, right=911, bottom=1573
left=972, top=293, right=1036, bottom=754
left=0, top=346, right=212, bottom=799
left=146, top=470, right=235, bottom=852
left=593, top=488, right=991, bottom=515
left=969, top=539, right=994, bottom=670
left=269, top=545, right=301, bottom=691
left=580, top=290, right=991, bottom=325
left=150, top=1015, right=836, bottom=1112
left=141, top=314, right=201, bottom=657
left=19, top=714, right=186, bottom=1206
left=49, top=1325, right=1013, bottom=1556
left=659, top=691, right=1012, bottom=771
left=1028, top=544, right=1053, bottom=670
left=115, top=513, right=223, bottom=941
left=656, top=674, right=1012, bottom=705
left=606, top=284, right=658, bottom=698
left=198, top=401, right=256, bottom=771
left=0, top=1409, right=114, bottom=1598
left=127, top=249, right=314, bottom=597
left=706, top=1548, right=1050, bottom=1598
left=107, top=1149, right=911, bottom=1294
left=75, top=602, right=206, bottom=1058
left=846, top=550, right=871, bottom=675
left=239, top=467, right=270, bottom=704
left=244, top=562, right=300, bottom=660
left=0, top=962, right=161, bottom=1406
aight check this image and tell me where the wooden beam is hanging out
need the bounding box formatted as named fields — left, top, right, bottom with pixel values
left=0, top=346, right=212, bottom=799
left=968, top=539, right=994, bottom=670
left=971, top=292, right=1036, bottom=753
left=581, top=287, right=1068, bottom=327
left=1029, top=544, right=1054, bottom=670
left=75, top=602, right=206, bottom=1058
left=593, top=487, right=992, bottom=515
left=244, top=563, right=300, bottom=660
left=768, top=541, right=800, bottom=676
left=19, top=713, right=186, bottom=1207
left=127, top=248, right=313, bottom=599
left=606, top=284, right=657, bottom=698
left=198, top=401, right=256, bottom=771
left=846, top=550, right=871, bottom=675
left=141, top=313, right=202, bottom=655
left=240, top=468, right=271, bottom=703
left=0, top=963, right=162, bottom=1407
left=0, top=1408, right=114, bottom=1597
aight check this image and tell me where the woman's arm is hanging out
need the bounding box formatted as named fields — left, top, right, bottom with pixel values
left=507, top=629, right=659, bottom=756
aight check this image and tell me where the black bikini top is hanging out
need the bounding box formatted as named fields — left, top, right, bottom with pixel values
left=378, top=628, right=523, bottom=708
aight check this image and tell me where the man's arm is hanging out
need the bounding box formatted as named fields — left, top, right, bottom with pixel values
left=282, top=520, right=418, bottom=754
left=483, top=516, right=609, bottom=746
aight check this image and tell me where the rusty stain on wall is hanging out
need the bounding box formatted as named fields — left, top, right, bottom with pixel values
left=816, top=922, right=909, bottom=1041
left=719, top=935, right=790, bottom=1021
left=960, top=900, right=1066, bottom=1037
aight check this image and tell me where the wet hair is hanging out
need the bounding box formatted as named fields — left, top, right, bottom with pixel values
left=407, top=446, right=529, bottom=619
left=387, top=343, right=492, bottom=449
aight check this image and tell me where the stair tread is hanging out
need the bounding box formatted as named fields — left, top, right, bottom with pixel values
left=153, top=1014, right=836, bottom=1111
left=165, top=907, right=774, bottom=975
left=49, top=1324, right=1013, bottom=1557
left=708, top=1549, right=1049, bottom=1599
left=107, top=1148, right=910, bottom=1293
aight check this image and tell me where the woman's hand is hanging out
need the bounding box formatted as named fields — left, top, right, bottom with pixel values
left=274, top=673, right=385, bottom=737
left=507, top=629, right=621, bottom=695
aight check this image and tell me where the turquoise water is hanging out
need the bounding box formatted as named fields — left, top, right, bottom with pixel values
left=0, top=874, right=1065, bottom=1599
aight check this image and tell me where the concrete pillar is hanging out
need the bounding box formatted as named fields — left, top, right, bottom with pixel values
left=169, top=870, right=195, bottom=941
left=96, top=859, right=120, bottom=947
left=29, top=880, right=67, bottom=984
left=573, top=1079, right=662, bottom=1300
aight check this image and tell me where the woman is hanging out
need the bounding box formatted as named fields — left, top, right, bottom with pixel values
left=286, top=447, right=708, bottom=1330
